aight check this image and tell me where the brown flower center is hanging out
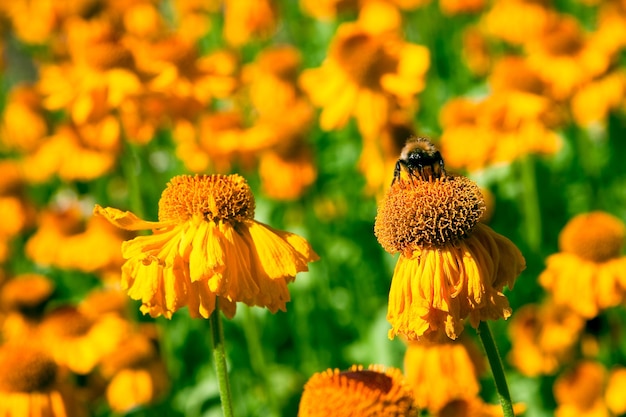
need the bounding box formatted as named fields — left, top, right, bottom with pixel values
left=41, top=306, right=92, bottom=338
left=0, top=345, right=57, bottom=392
left=158, top=174, right=255, bottom=223
left=558, top=211, right=625, bottom=262
left=340, top=369, right=393, bottom=393
left=374, top=175, right=486, bottom=253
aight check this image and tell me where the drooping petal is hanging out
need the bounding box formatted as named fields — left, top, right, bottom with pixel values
left=94, top=205, right=173, bottom=231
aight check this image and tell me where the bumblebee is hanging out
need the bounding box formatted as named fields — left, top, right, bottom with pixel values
left=392, top=137, right=446, bottom=184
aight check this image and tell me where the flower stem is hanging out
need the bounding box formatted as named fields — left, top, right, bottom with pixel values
left=477, top=321, right=515, bottom=417
left=210, top=302, right=234, bottom=417
left=519, top=155, right=541, bottom=254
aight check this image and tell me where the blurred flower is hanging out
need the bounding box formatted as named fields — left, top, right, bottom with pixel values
left=439, top=0, right=485, bottom=15
left=95, top=174, right=319, bottom=319
left=258, top=141, right=317, bottom=200
left=0, top=343, right=85, bottom=417
left=100, top=329, right=169, bottom=413
left=375, top=172, right=525, bottom=340
left=0, top=274, right=54, bottom=342
left=539, top=211, right=626, bottom=319
left=435, top=396, right=526, bottom=417
left=26, top=204, right=129, bottom=273
left=606, top=367, right=626, bottom=415
left=0, top=84, right=48, bottom=153
left=482, top=0, right=557, bottom=46
left=440, top=92, right=562, bottom=171
left=0, top=161, right=36, bottom=262
left=403, top=335, right=484, bottom=413
left=461, top=26, right=492, bottom=77
left=554, top=360, right=609, bottom=417
left=524, top=16, right=613, bottom=100
left=223, top=0, right=278, bottom=46
left=507, top=301, right=585, bottom=376
left=298, top=364, right=417, bottom=416
left=300, top=1, right=429, bottom=140
left=38, top=306, right=131, bottom=375
left=300, top=0, right=429, bottom=20
left=571, top=70, right=626, bottom=127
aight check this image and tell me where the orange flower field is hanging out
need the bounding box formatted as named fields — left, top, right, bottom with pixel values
left=1, top=0, right=626, bottom=416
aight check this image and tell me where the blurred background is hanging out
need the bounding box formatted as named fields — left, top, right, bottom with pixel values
left=1, top=0, right=626, bottom=416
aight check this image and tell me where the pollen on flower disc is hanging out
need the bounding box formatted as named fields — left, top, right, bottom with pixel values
left=158, top=174, right=255, bottom=223
left=559, top=211, right=625, bottom=262
left=374, top=175, right=486, bottom=253
left=0, top=345, right=57, bottom=392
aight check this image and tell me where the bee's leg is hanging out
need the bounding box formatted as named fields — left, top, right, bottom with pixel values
left=392, top=160, right=403, bottom=185
left=438, top=160, right=446, bottom=178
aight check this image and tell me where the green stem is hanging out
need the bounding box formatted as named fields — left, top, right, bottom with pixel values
left=121, top=141, right=146, bottom=219
left=519, top=155, right=541, bottom=254
left=477, top=321, right=515, bottom=417
left=210, top=302, right=234, bottom=417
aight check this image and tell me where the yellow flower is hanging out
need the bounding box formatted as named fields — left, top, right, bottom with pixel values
left=95, top=174, right=319, bottom=319
left=403, top=335, right=484, bottom=413
left=300, top=1, right=429, bottom=140
left=605, top=367, right=626, bottom=415
left=100, top=329, right=169, bottom=413
left=38, top=306, right=131, bottom=375
left=375, top=173, right=525, bottom=340
left=439, top=0, right=485, bottom=15
left=298, top=364, right=418, bottom=416
left=539, top=211, right=626, bottom=319
left=524, top=16, right=612, bottom=100
left=0, top=84, right=48, bottom=153
left=507, top=301, right=585, bottom=376
left=26, top=204, right=129, bottom=273
left=554, top=361, right=609, bottom=417
left=481, top=0, right=556, bottom=46
left=0, top=274, right=54, bottom=342
left=571, top=70, right=626, bottom=127
left=0, top=343, right=85, bottom=417
left=439, top=91, right=562, bottom=171
left=223, top=0, right=278, bottom=46
left=258, top=142, right=317, bottom=201
left=435, top=397, right=526, bottom=417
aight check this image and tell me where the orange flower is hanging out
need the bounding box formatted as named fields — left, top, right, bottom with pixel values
left=298, top=364, right=417, bottom=416
left=95, top=174, right=318, bottom=319
left=0, top=343, right=85, bottom=417
left=481, top=0, right=557, bottom=46
left=38, top=306, right=131, bottom=375
left=375, top=163, right=525, bottom=340
left=100, top=330, right=169, bottom=413
left=223, top=0, right=278, bottom=46
left=507, top=301, right=585, bottom=376
left=300, top=1, right=429, bottom=140
left=0, top=84, right=48, bottom=153
left=26, top=204, right=129, bottom=273
left=571, top=70, right=626, bottom=127
left=539, top=211, right=626, bottom=319
left=606, top=367, right=626, bottom=415
left=258, top=142, right=317, bottom=200
left=403, top=335, right=484, bottom=413
left=554, top=361, right=610, bottom=417
left=435, top=396, right=526, bottom=417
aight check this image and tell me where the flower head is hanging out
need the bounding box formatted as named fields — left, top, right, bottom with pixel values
left=539, top=211, right=626, bottom=318
left=403, top=336, right=485, bottom=413
left=298, top=364, right=417, bottom=416
left=0, top=344, right=84, bottom=417
left=95, top=174, right=318, bottom=319
left=375, top=162, right=525, bottom=340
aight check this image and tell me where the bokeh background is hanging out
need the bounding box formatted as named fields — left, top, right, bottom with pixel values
left=1, top=0, right=626, bottom=416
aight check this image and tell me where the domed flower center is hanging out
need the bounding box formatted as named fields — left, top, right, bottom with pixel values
left=559, top=211, right=625, bottom=263
left=158, top=174, right=255, bottom=224
left=340, top=369, right=393, bottom=394
left=0, top=346, right=57, bottom=392
left=374, top=175, right=486, bottom=254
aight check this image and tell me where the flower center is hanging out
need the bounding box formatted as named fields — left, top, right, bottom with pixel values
left=374, top=175, right=486, bottom=253
left=158, top=174, right=255, bottom=223
left=42, top=306, right=92, bottom=338
left=0, top=346, right=57, bottom=392
left=341, top=369, right=393, bottom=394
left=559, top=211, right=625, bottom=262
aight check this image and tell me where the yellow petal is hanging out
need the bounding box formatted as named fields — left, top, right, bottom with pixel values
left=94, top=205, right=172, bottom=231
